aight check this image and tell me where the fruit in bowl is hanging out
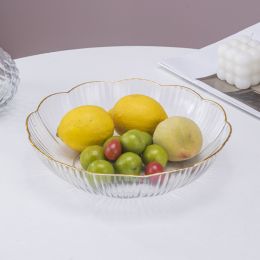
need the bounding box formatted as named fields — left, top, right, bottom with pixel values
left=87, top=160, right=115, bottom=174
left=57, top=105, right=114, bottom=152
left=56, top=93, right=204, bottom=177
left=26, top=79, right=232, bottom=198
left=115, top=152, right=143, bottom=175
left=120, top=129, right=151, bottom=154
left=110, top=94, right=167, bottom=134
left=153, top=116, right=203, bottom=161
left=143, top=144, right=168, bottom=167
left=80, top=145, right=105, bottom=170
left=103, top=137, right=122, bottom=161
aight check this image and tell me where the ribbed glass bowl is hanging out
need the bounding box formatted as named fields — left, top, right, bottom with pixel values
left=26, top=79, right=232, bottom=198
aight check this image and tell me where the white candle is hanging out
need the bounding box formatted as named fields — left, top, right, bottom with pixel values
left=217, top=36, right=260, bottom=89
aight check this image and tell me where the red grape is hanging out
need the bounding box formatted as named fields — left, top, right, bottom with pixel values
left=104, top=139, right=122, bottom=161
left=145, top=161, right=164, bottom=175
left=145, top=162, right=164, bottom=185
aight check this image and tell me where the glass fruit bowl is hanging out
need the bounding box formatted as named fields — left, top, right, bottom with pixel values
left=26, top=79, right=232, bottom=198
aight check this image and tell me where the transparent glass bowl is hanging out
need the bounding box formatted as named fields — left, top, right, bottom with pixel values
left=0, top=48, right=19, bottom=110
left=26, top=79, right=232, bottom=198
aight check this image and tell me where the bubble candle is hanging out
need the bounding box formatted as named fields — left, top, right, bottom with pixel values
left=217, top=36, right=260, bottom=89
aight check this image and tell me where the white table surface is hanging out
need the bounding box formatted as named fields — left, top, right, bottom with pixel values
left=1, top=46, right=260, bottom=260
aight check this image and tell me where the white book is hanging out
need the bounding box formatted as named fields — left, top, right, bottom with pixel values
left=160, top=22, right=260, bottom=119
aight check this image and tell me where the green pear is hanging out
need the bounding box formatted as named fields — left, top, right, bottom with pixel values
left=120, top=130, right=146, bottom=154
left=143, top=144, right=168, bottom=167
left=153, top=116, right=202, bottom=162
left=115, top=152, right=142, bottom=175
left=139, top=131, right=153, bottom=146
left=80, top=145, right=105, bottom=170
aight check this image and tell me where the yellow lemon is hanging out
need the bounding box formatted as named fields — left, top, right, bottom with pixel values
left=57, top=106, right=114, bottom=152
left=110, top=94, right=167, bottom=135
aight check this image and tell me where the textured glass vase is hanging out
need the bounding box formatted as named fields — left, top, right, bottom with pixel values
left=0, top=48, right=19, bottom=110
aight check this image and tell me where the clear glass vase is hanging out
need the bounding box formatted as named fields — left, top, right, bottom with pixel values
left=0, top=48, right=19, bottom=110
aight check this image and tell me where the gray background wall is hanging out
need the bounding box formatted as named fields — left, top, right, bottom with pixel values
left=1, top=0, right=259, bottom=58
